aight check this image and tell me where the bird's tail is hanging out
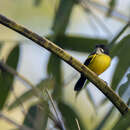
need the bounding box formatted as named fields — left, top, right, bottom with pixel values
left=74, top=75, right=86, bottom=91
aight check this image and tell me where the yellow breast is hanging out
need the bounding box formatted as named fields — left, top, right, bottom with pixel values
left=87, top=54, right=111, bottom=75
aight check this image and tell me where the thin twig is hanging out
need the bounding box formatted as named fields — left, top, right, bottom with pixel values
left=45, top=89, right=66, bottom=130
left=0, top=14, right=129, bottom=115
left=45, top=89, right=59, bottom=122
left=75, top=118, right=81, bottom=130
left=0, top=112, right=32, bottom=130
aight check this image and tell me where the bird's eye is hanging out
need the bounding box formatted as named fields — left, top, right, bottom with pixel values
left=100, top=48, right=104, bottom=53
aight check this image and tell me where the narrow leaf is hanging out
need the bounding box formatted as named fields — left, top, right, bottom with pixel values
left=57, top=35, right=108, bottom=53
left=111, top=35, right=130, bottom=90
left=47, top=54, right=62, bottom=101
left=52, top=0, right=75, bottom=36
left=0, top=45, right=19, bottom=110
left=112, top=111, right=130, bottom=130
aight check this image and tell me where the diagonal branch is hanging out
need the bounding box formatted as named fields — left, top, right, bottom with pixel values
left=0, top=14, right=129, bottom=115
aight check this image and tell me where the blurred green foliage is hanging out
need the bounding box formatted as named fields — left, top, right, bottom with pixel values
left=0, top=45, right=19, bottom=110
left=0, top=0, right=129, bottom=130
left=111, top=35, right=130, bottom=90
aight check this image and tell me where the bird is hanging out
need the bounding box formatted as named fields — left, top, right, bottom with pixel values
left=74, top=44, right=111, bottom=91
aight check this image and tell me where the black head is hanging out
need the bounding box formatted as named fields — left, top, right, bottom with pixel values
left=95, top=44, right=109, bottom=55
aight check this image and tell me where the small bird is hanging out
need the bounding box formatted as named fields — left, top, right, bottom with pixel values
left=74, top=44, right=111, bottom=91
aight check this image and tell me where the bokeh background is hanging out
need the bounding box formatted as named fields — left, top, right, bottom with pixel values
left=0, top=0, right=130, bottom=130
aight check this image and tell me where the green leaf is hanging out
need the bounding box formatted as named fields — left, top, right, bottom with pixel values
left=47, top=54, right=62, bottom=101
left=0, top=45, right=19, bottom=110
left=111, top=35, right=130, bottom=90
left=8, top=78, right=54, bottom=110
left=6, top=45, right=19, bottom=70
left=118, top=73, right=130, bottom=97
left=52, top=0, right=75, bottom=37
left=107, top=0, right=117, bottom=17
left=112, top=111, right=130, bottom=130
left=58, top=102, right=86, bottom=130
left=21, top=102, right=49, bottom=130
left=57, top=35, right=108, bottom=53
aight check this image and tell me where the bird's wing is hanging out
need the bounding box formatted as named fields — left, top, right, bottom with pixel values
left=84, top=54, right=96, bottom=66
